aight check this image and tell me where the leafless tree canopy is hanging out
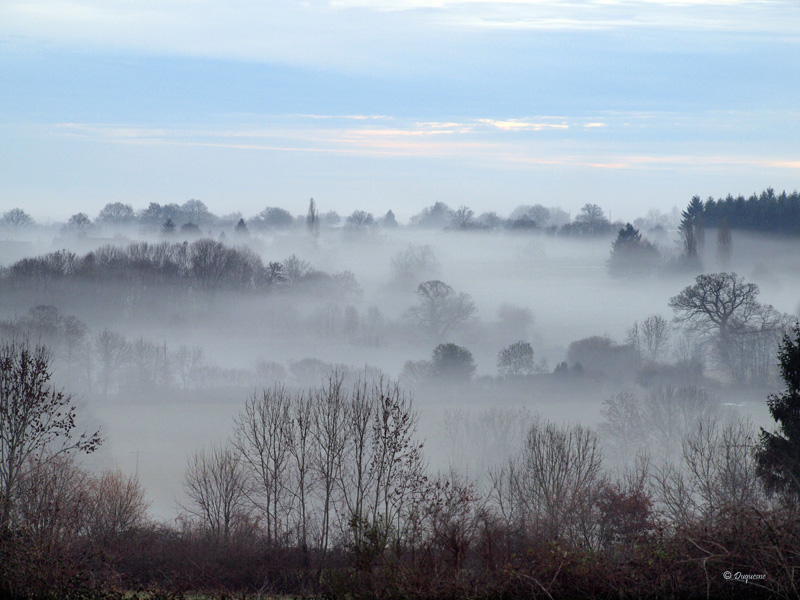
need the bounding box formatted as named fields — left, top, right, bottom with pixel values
left=181, top=443, right=251, bottom=541
left=0, top=339, right=101, bottom=532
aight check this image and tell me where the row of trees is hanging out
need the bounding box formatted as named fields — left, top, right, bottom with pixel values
left=3, top=200, right=628, bottom=238
left=3, top=241, right=361, bottom=298
left=0, top=199, right=395, bottom=235
left=686, top=188, right=800, bottom=235
left=6, top=187, right=797, bottom=238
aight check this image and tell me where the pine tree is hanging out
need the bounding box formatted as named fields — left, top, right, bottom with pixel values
left=680, top=195, right=704, bottom=232
left=756, top=323, right=800, bottom=500
left=383, top=210, right=398, bottom=228
left=608, top=223, right=659, bottom=276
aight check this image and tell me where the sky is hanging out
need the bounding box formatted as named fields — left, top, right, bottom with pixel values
left=1, top=0, right=799, bottom=223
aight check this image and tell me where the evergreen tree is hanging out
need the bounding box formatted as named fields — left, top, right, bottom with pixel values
left=161, top=218, right=176, bottom=235
left=679, top=195, right=704, bottom=232
left=607, top=223, right=660, bottom=276
left=383, top=210, right=398, bottom=228
left=756, top=323, right=800, bottom=500
left=234, top=218, right=248, bottom=234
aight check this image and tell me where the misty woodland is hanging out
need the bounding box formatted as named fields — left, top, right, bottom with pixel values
left=2, top=192, right=800, bottom=600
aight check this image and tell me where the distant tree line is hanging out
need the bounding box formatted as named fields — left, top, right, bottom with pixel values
left=1, top=199, right=626, bottom=238
left=2, top=241, right=361, bottom=298
left=3, top=187, right=797, bottom=238
left=683, top=188, right=800, bottom=235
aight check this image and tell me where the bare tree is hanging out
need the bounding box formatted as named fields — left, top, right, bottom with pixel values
left=288, top=391, right=315, bottom=554
left=653, top=415, right=762, bottom=527
left=1, top=208, right=34, bottom=229
left=97, top=202, right=135, bottom=225
left=282, top=254, right=314, bottom=286
left=408, top=280, right=476, bottom=340
left=94, top=330, right=129, bottom=397
left=450, top=206, right=475, bottom=230
left=600, top=392, right=644, bottom=464
left=14, top=455, right=90, bottom=553
left=312, top=373, right=349, bottom=552
left=86, top=470, right=149, bottom=544
left=182, top=442, right=250, bottom=541
left=365, top=379, right=425, bottom=549
left=670, top=273, right=788, bottom=383
left=497, top=341, right=535, bottom=376
left=641, top=386, right=719, bottom=462
left=627, top=315, right=670, bottom=363
left=341, top=378, right=374, bottom=550
left=233, top=385, right=294, bottom=545
left=189, top=238, right=234, bottom=289
left=0, top=340, right=101, bottom=533
left=346, top=210, right=376, bottom=228
left=492, top=420, right=603, bottom=545
left=670, top=273, right=760, bottom=339
left=173, top=345, right=204, bottom=390
left=182, top=199, right=212, bottom=224
left=61, top=316, right=88, bottom=369
left=390, top=244, right=438, bottom=289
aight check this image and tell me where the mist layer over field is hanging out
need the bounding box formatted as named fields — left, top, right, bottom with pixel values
left=1, top=222, right=797, bottom=518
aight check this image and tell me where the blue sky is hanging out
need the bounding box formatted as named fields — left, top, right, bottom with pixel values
left=1, top=0, right=799, bottom=222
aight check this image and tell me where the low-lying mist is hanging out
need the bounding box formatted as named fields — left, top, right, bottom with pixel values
left=1, top=224, right=798, bottom=518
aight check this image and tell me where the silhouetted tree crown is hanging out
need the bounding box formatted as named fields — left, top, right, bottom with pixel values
left=1, top=208, right=34, bottom=228
left=757, top=323, right=800, bottom=499
left=161, top=218, right=176, bottom=235
left=681, top=188, right=800, bottom=235
left=431, top=343, right=476, bottom=381
left=680, top=195, right=704, bottom=232
left=382, top=210, right=398, bottom=228
left=346, top=210, right=375, bottom=228
left=497, top=341, right=535, bottom=376
left=255, top=207, right=294, bottom=229
left=608, top=223, right=660, bottom=276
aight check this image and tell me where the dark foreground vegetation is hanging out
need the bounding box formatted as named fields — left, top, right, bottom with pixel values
left=2, top=324, right=800, bottom=600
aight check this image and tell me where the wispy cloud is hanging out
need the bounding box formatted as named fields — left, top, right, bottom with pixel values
left=478, top=118, right=569, bottom=131
left=2, top=0, right=797, bottom=72
left=50, top=115, right=800, bottom=172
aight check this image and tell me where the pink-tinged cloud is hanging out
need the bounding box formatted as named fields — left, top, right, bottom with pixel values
left=51, top=122, right=800, bottom=171
left=478, top=118, right=569, bottom=131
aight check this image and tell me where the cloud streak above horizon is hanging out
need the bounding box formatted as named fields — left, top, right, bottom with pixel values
left=2, top=0, right=798, bottom=72
left=45, top=111, right=800, bottom=173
